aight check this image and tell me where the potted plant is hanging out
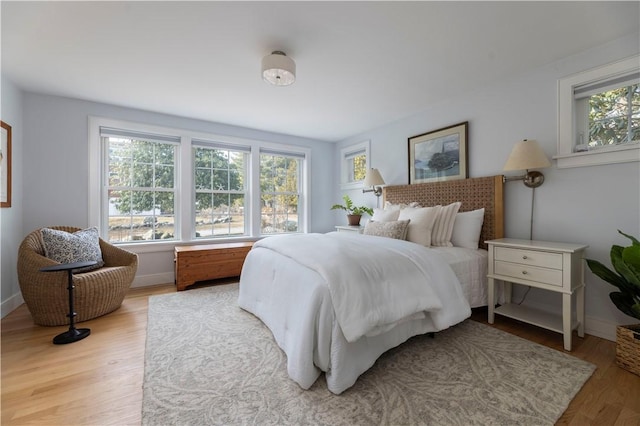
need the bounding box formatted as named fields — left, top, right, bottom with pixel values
left=586, top=230, right=640, bottom=376
left=331, top=195, right=374, bottom=226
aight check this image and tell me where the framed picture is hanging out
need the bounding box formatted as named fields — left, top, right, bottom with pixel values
left=408, top=121, right=468, bottom=184
left=1, top=120, right=12, bottom=208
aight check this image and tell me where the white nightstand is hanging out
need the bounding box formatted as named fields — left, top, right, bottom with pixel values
left=486, top=238, right=588, bottom=351
left=335, top=225, right=364, bottom=234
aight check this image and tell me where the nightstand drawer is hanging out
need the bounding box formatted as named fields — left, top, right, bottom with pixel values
left=495, top=247, right=563, bottom=269
left=495, top=260, right=563, bottom=287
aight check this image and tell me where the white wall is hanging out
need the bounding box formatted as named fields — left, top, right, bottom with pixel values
left=335, top=33, right=640, bottom=341
left=8, top=94, right=335, bottom=296
left=0, top=76, right=24, bottom=316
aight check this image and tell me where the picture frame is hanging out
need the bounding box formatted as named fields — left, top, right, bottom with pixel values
left=1, top=120, right=12, bottom=208
left=408, top=121, right=468, bottom=184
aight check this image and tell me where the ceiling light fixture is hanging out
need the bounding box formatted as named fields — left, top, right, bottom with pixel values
left=262, top=51, right=296, bottom=86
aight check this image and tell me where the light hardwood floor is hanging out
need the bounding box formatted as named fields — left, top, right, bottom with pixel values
left=2, top=283, right=639, bottom=425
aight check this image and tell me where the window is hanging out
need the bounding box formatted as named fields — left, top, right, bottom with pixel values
left=260, top=149, right=304, bottom=234
left=101, top=127, right=179, bottom=243
left=90, top=117, right=310, bottom=247
left=556, top=55, right=640, bottom=168
left=193, top=142, right=249, bottom=238
left=340, top=140, right=370, bottom=189
left=575, top=78, right=639, bottom=149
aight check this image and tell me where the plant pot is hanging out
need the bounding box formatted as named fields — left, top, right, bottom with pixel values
left=616, top=324, right=640, bottom=376
left=347, top=214, right=362, bottom=226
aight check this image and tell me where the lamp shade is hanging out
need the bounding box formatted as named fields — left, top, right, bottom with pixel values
left=503, top=139, right=551, bottom=171
left=262, top=51, right=296, bottom=86
left=363, top=168, right=385, bottom=186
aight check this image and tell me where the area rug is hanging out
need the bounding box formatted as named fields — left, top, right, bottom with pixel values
left=142, top=284, right=595, bottom=426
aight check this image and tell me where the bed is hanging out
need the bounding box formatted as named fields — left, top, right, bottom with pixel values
left=238, top=175, right=504, bottom=394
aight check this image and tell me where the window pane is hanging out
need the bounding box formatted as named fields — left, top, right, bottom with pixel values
left=195, top=169, right=212, bottom=190
left=348, top=154, right=367, bottom=182
left=104, top=135, right=177, bottom=243
left=587, top=84, right=639, bottom=148
left=193, top=145, right=247, bottom=238
left=260, top=153, right=302, bottom=235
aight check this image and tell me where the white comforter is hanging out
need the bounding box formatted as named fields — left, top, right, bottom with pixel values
left=238, top=232, right=471, bottom=394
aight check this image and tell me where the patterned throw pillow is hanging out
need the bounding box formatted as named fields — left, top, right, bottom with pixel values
left=363, top=220, right=411, bottom=240
left=41, top=227, right=104, bottom=272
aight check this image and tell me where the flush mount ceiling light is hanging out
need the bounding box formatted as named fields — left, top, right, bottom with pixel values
left=262, top=51, right=296, bottom=86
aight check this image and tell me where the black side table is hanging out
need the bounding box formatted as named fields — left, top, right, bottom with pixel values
left=40, top=260, right=97, bottom=344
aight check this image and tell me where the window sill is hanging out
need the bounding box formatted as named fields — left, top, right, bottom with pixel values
left=554, top=144, right=639, bottom=169
left=115, top=236, right=260, bottom=254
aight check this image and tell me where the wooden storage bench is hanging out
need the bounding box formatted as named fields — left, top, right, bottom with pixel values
left=174, top=242, right=254, bottom=291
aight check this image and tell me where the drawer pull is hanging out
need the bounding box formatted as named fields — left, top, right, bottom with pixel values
left=522, top=271, right=528, bottom=275
left=522, top=255, right=528, bottom=259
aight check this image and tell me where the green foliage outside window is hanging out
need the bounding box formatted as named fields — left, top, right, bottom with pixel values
left=260, top=154, right=300, bottom=234
left=588, top=84, right=639, bottom=147
left=352, top=154, right=367, bottom=181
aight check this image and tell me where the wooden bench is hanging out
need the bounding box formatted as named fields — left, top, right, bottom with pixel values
left=174, top=242, right=254, bottom=291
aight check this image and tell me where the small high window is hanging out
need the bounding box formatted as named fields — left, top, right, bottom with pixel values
left=340, top=140, right=370, bottom=189
left=556, top=55, right=639, bottom=168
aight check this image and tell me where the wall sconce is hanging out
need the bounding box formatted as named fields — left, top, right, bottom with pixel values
left=503, top=139, right=551, bottom=239
left=362, top=168, right=385, bottom=205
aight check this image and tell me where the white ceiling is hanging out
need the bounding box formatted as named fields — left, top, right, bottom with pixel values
left=2, top=1, right=639, bottom=142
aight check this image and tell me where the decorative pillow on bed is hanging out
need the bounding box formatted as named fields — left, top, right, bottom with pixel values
left=383, top=201, right=422, bottom=210
left=431, top=201, right=462, bottom=247
left=451, top=208, right=485, bottom=249
left=398, top=205, right=441, bottom=246
left=363, top=220, right=410, bottom=240
left=41, top=227, right=104, bottom=271
left=371, top=208, right=400, bottom=222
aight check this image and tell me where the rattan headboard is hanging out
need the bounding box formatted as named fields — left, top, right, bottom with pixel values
left=382, top=175, right=504, bottom=250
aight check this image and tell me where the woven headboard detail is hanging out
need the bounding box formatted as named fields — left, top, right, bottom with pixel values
left=382, top=175, right=504, bottom=250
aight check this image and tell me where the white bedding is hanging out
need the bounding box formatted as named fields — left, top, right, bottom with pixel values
left=238, top=232, right=474, bottom=394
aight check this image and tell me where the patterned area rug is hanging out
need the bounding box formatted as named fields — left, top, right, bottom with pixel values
left=142, top=284, right=595, bottom=426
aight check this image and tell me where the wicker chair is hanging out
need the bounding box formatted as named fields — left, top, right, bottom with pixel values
left=17, top=226, right=138, bottom=326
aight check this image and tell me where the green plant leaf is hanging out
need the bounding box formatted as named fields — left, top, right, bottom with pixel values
left=622, top=244, right=640, bottom=274
left=586, top=258, right=627, bottom=290
left=619, top=229, right=640, bottom=246
left=610, top=292, right=640, bottom=320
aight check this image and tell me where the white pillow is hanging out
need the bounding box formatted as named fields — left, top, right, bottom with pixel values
left=451, top=208, right=485, bottom=249
left=398, top=206, right=441, bottom=246
left=371, top=208, right=400, bottom=222
left=431, top=202, right=462, bottom=247
left=363, top=220, right=410, bottom=240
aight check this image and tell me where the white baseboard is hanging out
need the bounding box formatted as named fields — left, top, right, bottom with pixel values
left=1, top=292, right=24, bottom=319
left=131, top=272, right=175, bottom=288
left=584, top=315, right=617, bottom=342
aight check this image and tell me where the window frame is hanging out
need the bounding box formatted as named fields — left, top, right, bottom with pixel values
left=192, top=142, right=250, bottom=239
left=556, top=54, right=640, bottom=169
left=101, top=130, right=180, bottom=244
left=89, top=117, right=310, bottom=252
left=259, top=149, right=305, bottom=235
left=340, top=140, right=370, bottom=190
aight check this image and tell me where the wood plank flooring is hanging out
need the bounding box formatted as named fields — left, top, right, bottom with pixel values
left=2, top=283, right=639, bottom=425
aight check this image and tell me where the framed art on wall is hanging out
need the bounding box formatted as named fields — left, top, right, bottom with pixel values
left=1, top=120, right=12, bottom=208
left=408, top=121, right=468, bottom=184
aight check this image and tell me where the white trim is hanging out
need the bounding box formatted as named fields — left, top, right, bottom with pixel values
left=1, top=292, right=24, bottom=318
left=556, top=55, right=640, bottom=169
left=131, top=272, right=175, bottom=288
left=584, top=314, right=617, bottom=342
left=340, top=140, right=370, bottom=190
